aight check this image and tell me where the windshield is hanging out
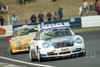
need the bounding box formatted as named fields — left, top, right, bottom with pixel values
left=40, top=27, right=75, bottom=40
left=13, top=28, right=38, bottom=37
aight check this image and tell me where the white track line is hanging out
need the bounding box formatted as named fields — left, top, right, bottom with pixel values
left=0, top=56, right=55, bottom=67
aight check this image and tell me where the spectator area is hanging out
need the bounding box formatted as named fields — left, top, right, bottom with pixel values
left=2, top=0, right=98, bottom=25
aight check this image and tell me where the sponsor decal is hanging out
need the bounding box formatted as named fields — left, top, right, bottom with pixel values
left=49, top=36, right=71, bottom=43
left=13, top=18, right=82, bottom=29
left=61, top=48, right=69, bottom=52
left=70, top=18, right=75, bottom=22
left=40, top=26, right=69, bottom=33
left=37, top=21, right=71, bottom=29
left=0, top=28, right=6, bottom=35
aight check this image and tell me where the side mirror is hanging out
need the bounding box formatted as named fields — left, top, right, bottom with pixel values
left=75, top=32, right=79, bottom=35
left=7, top=35, right=12, bottom=38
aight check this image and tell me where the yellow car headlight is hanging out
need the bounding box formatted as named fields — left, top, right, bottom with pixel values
left=13, top=38, right=20, bottom=44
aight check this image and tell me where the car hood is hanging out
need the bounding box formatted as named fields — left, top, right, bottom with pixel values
left=13, top=35, right=35, bottom=43
left=47, top=36, right=75, bottom=48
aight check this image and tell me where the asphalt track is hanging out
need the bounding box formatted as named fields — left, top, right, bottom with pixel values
left=0, top=30, right=100, bottom=67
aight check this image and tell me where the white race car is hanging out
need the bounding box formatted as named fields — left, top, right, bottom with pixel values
left=29, top=25, right=86, bottom=62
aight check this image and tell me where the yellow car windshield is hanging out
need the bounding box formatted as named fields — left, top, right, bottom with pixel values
left=13, top=28, right=38, bottom=37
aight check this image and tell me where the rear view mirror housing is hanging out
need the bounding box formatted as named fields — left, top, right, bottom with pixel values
left=7, top=35, right=12, bottom=38
left=75, top=32, right=79, bottom=35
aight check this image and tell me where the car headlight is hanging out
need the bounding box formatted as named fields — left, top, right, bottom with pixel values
left=42, top=42, right=49, bottom=48
left=42, top=42, right=52, bottom=48
left=13, top=38, right=20, bottom=44
left=74, top=37, right=82, bottom=44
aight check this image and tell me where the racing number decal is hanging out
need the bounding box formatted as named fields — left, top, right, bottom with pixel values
left=61, top=48, right=69, bottom=52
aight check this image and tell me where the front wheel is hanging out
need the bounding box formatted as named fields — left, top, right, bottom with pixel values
left=29, top=48, right=34, bottom=61
left=10, top=47, right=14, bottom=55
left=37, top=48, right=43, bottom=62
left=79, top=50, right=86, bottom=57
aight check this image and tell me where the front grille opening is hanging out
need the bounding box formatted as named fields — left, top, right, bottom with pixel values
left=73, top=48, right=82, bottom=52
left=47, top=52, right=57, bottom=56
left=59, top=51, right=71, bottom=55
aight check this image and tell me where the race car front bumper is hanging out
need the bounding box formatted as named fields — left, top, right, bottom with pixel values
left=40, top=48, right=86, bottom=58
left=12, top=48, right=29, bottom=53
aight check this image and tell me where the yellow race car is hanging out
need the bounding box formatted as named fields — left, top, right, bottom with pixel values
left=7, top=25, right=38, bottom=54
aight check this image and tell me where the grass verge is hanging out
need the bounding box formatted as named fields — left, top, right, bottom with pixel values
left=73, top=26, right=100, bottom=32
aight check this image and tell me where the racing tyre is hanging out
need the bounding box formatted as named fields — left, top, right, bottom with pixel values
left=83, top=51, right=86, bottom=56
left=80, top=50, right=86, bottom=57
left=29, top=48, right=34, bottom=61
left=37, top=48, right=43, bottom=62
left=10, top=47, right=14, bottom=55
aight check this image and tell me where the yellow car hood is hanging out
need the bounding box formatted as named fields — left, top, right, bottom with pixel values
left=14, top=34, right=35, bottom=44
